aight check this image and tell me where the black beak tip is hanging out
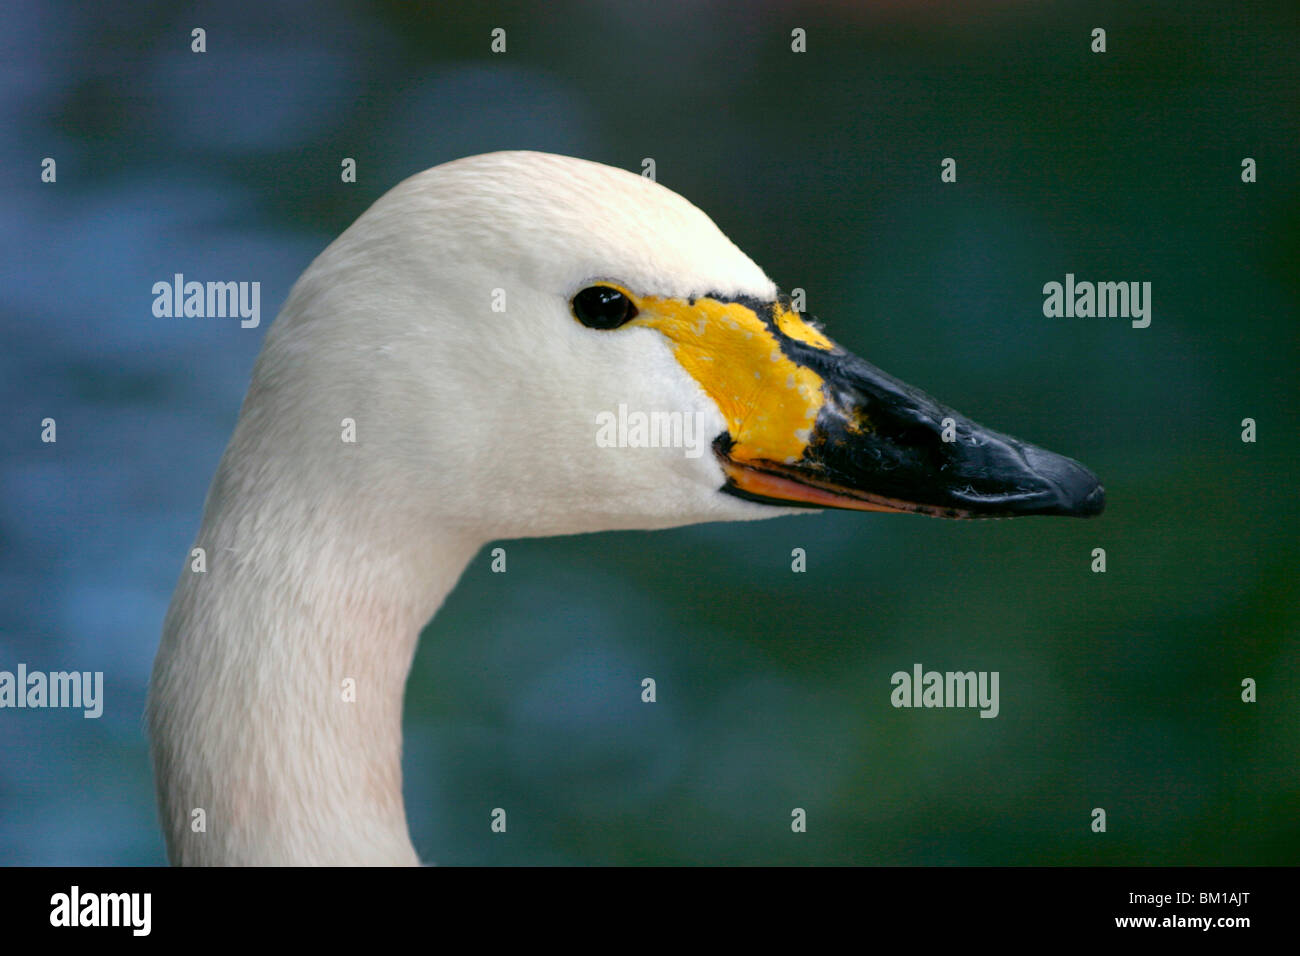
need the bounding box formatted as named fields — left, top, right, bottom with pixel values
left=1072, top=480, right=1106, bottom=517
left=1023, top=445, right=1105, bottom=517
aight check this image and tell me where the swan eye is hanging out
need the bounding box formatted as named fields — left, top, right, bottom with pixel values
left=572, top=285, right=638, bottom=329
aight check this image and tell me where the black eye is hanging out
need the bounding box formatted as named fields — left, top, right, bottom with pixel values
left=572, top=285, right=637, bottom=329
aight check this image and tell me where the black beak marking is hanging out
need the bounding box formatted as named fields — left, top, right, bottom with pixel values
left=713, top=293, right=1106, bottom=519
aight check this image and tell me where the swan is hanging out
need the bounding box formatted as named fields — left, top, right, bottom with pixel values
left=147, top=151, right=1104, bottom=866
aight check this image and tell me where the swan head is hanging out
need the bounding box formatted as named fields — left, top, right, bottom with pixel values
left=257, top=150, right=1102, bottom=543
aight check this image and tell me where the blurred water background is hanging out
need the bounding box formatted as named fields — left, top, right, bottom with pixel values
left=1, top=0, right=1296, bottom=864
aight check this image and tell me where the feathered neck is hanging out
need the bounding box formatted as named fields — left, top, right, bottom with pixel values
left=148, top=428, right=480, bottom=865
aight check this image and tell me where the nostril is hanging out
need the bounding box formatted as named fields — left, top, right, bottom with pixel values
left=869, top=409, right=944, bottom=451
left=896, top=423, right=939, bottom=449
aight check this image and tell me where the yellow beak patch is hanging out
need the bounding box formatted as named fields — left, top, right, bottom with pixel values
left=624, top=291, right=835, bottom=466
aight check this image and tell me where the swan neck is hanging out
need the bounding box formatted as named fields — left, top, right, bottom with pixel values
left=149, top=473, right=477, bottom=865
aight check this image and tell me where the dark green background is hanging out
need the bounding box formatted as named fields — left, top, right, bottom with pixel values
left=1, top=0, right=1295, bottom=864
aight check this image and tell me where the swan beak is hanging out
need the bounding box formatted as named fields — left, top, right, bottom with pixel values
left=628, top=292, right=1104, bottom=519
left=717, top=306, right=1105, bottom=519
left=716, top=376, right=1106, bottom=519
